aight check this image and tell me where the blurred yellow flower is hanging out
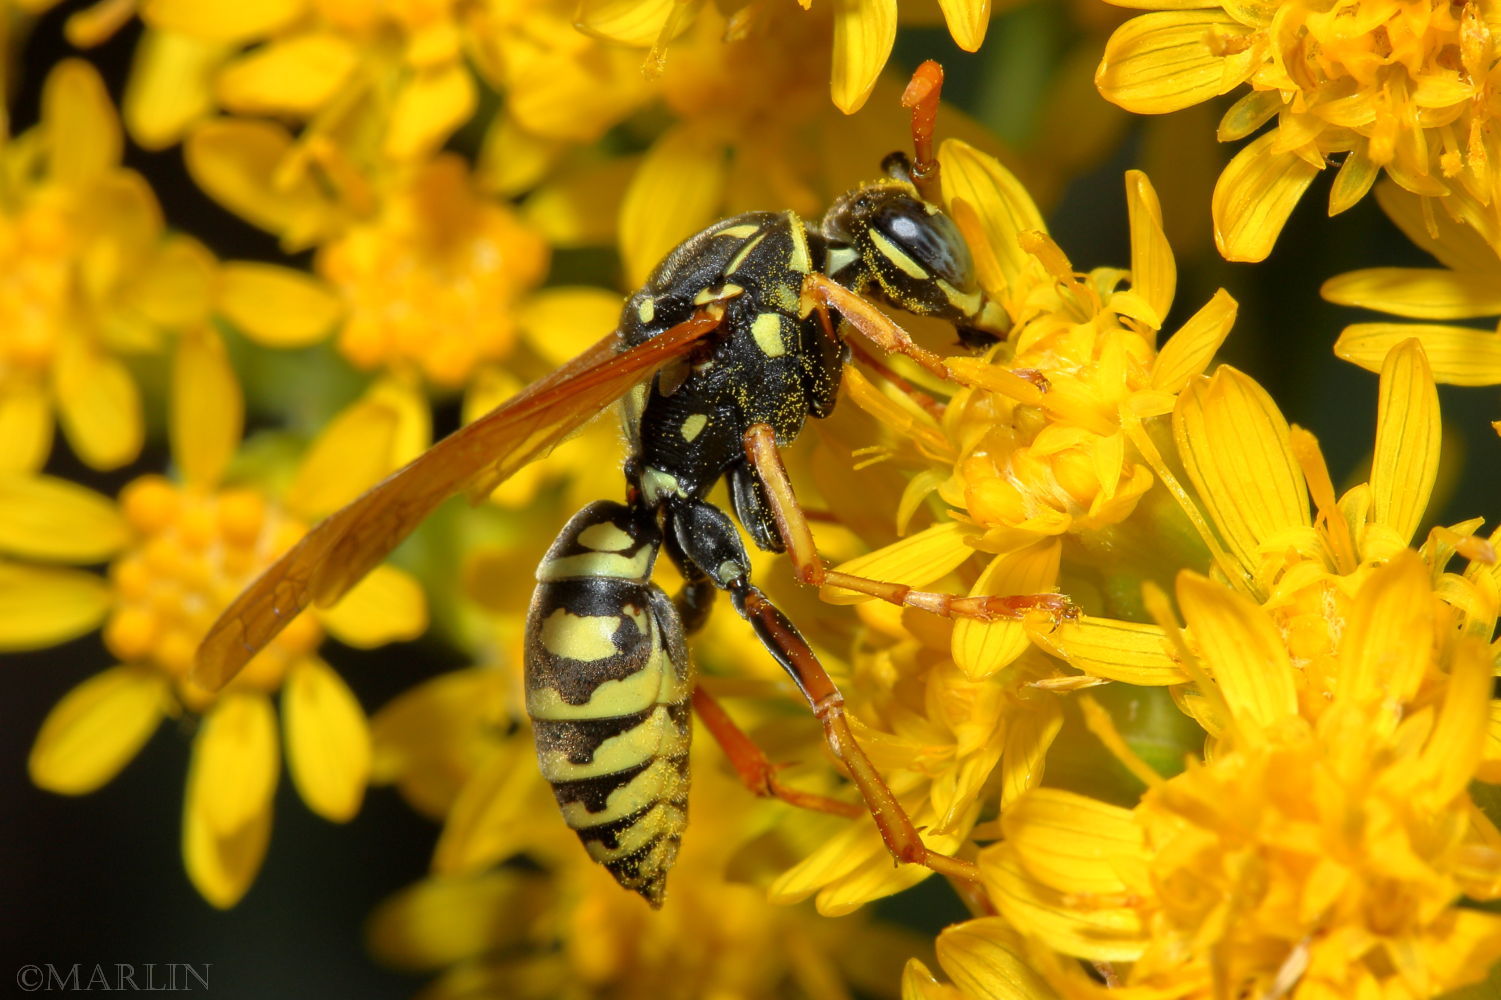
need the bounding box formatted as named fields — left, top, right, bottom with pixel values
left=20, top=329, right=427, bottom=907
left=0, top=59, right=216, bottom=471
left=576, top=0, right=996, bottom=114
left=1096, top=0, right=1501, bottom=260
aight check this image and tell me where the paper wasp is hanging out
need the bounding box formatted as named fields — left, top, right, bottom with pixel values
left=195, top=62, right=1072, bottom=906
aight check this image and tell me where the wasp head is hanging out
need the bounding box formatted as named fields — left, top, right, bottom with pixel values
left=821, top=159, right=1006, bottom=343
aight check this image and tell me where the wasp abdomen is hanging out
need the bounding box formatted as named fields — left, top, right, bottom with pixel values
left=524, top=501, right=692, bottom=906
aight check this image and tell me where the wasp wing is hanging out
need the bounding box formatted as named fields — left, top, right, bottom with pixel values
left=195, top=311, right=722, bottom=691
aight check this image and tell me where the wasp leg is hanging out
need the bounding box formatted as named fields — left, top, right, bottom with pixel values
left=801, top=273, right=954, bottom=380
left=742, top=423, right=1076, bottom=622
left=665, top=496, right=979, bottom=881
left=690, top=686, right=864, bottom=819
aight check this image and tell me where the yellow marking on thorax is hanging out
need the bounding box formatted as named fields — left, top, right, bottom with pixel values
left=636, top=297, right=655, bottom=324
left=751, top=312, right=786, bottom=357
left=825, top=244, right=859, bottom=275
left=694, top=283, right=744, bottom=305
left=715, top=223, right=761, bottom=239
left=539, top=608, right=620, bottom=661
left=680, top=413, right=708, bottom=441
left=786, top=212, right=812, bottom=273
left=726, top=231, right=768, bottom=274
left=869, top=230, right=930, bottom=279
left=577, top=520, right=634, bottom=552
left=640, top=467, right=683, bottom=504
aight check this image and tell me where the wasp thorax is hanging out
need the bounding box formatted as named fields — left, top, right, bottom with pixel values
left=821, top=179, right=982, bottom=324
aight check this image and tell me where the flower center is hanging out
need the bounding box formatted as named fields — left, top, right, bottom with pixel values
left=106, top=476, right=318, bottom=707
left=0, top=194, right=82, bottom=371
left=318, top=156, right=548, bottom=387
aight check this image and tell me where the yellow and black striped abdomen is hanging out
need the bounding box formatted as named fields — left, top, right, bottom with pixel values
left=524, top=501, right=692, bottom=906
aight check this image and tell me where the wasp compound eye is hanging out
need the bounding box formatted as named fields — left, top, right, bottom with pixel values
left=873, top=204, right=975, bottom=292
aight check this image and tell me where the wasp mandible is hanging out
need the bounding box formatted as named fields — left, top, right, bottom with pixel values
left=196, top=62, right=1073, bottom=906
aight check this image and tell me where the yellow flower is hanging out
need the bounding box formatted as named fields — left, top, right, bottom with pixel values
left=20, top=329, right=428, bottom=907
left=832, top=148, right=1234, bottom=679
left=125, top=0, right=482, bottom=159
left=0, top=59, right=216, bottom=471
left=1096, top=0, right=1501, bottom=260
left=369, top=669, right=920, bottom=999
left=575, top=0, right=996, bottom=115
left=980, top=553, right=1501, bottom=1000
left=1324, top=180, right=1501, bottom=390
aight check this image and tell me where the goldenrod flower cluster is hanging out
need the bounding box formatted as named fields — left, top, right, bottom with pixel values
left=7, top=2, right=1501, bottom=999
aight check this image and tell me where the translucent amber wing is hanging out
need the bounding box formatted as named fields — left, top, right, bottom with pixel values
left=196, top=313, right=721, bottom=691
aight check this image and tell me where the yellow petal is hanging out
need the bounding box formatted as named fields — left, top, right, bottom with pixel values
left=318, top=564, right=427, bottom=648
left=619, top=124, right=727, bottom=287
left=371, top=668, right=503, bottom=818
left=191, top=691, right=279, bottom=836
left=823, top=521, right=974, bottom=605
left=936, top=918, right=1061, bottom=1000
left=1415, top=638, right=1492, bottom=806
left=1001, top=789, right=1145, bottom=896
left=0, top=474, right=127, bottom=562
left=937, top=0, right=989, bottom=52
left=1173, top=367, right=1309, bottom=575
left=1030, top=615, right=1185, bottom=685
left=1213, top=131, right=1322, bottom=262
left=384, top=62, right=476, bottom=160
left=366, top=872, right=519, bottom=970
left=999, top=697, right=1062, bottom=810
left=0, top=377, right=53, bottom=473
left=1337, top=551, right=1432, bottom=708
left=182, top=773, right=272, bottom=909
left=29, top=664, right=167, bottom=793
left=981, top=847, right=1147, bottom=962
left=1176, top=571, right=1296, bottom=731
left=123, top=29, right=229, bottom=150
left=576, top=0, right=680, bottom=46
left=831, top=0, right=896, bottom=114
left=142, top=0, right=303, bottom=42
left=1150, top=288, right=1237, bottom=393
left=940, top=139, right=1046, bottom=293
left=185, top=118, right=326, bottom=239
left=1375, top=180, right=1497, bottom=273
left=517, top=286, right=626, bottom=367
left=0, top=562, right=112, bottom=649
left=284, top=381, right=415, bottom=519
left=901, top=958, right=960, bottom=1000
left=432, top=738, right=547, bottom=875
left=43, top=59, right=121, bottom=185
left=55, top=343, right=143, bottom=473
left=1370, top=338, right=1439, bottom=544
left=952, top=540, right=1061, bottom=678
left=476, top=114, right=565, bottom=197
left=216, top=33, right=357, bottom=115
left=1097, top=11, right=1256, bottom=114
left=1125, top=169, right=1175, bottom=327
left=1322, top=268, right=1501, bottom=321
left=282, top=658, right=370, bottom=821
left=1329, top=147, right=1379, bottom=216
left=218, top=262, right=343, bottom=347
left=172, top=328, right=242, bottom=490
left=1335, top=324, right=1501, bottom=386
left=522, top=156, right=639, bottom=248
left=131, top=234, right=217, bottom=328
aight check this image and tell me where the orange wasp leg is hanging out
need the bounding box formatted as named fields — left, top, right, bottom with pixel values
left=729, top=584, right=979, bottom=881
left=690, top=686, right=863, bottom=820
left=743, top=422, right=1076, bottom=622
left=801, top=273, right=955, bottom=381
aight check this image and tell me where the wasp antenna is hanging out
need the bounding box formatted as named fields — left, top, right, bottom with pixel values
left=900, top=60, right=944, bottom=202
